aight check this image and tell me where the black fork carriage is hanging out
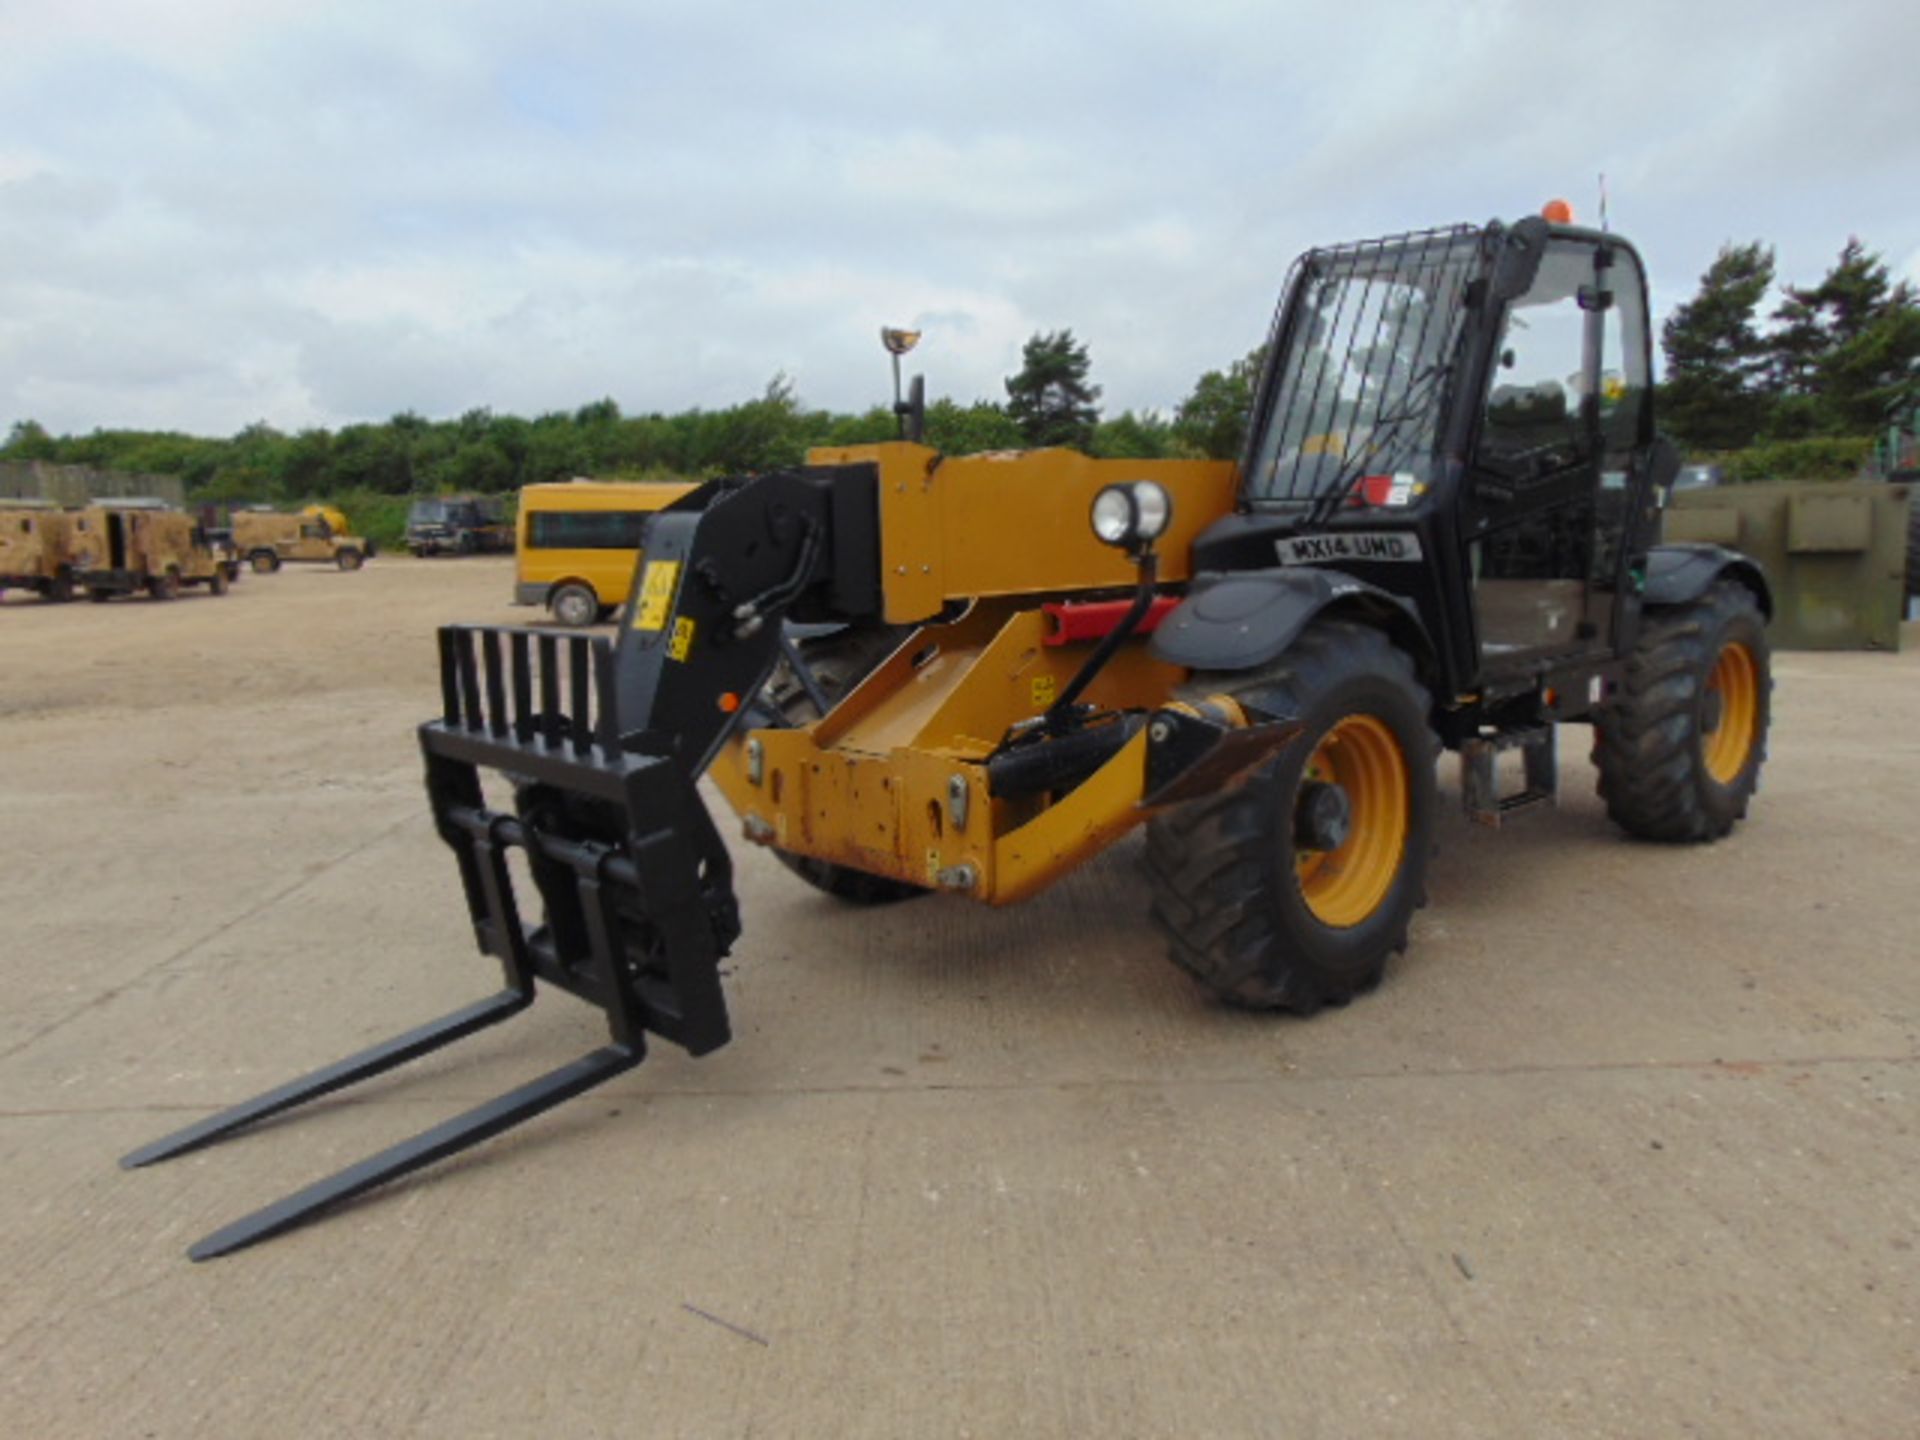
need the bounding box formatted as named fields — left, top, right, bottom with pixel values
left=122, top=625, right=741, bottom=1260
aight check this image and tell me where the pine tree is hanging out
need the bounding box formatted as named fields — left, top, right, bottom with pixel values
left=1005, top=330, right=1101, bottom=450
left=1766, top=240, right=1920, bottom=435
left=1660, top=242, right=1776, bottom=451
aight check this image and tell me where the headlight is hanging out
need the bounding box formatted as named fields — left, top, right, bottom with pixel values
left=1088, top=481, right=1173, bottom=551
left=1091, top=488, right=1135, bottom=545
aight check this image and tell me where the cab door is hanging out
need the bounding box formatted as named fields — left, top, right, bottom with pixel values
left=296, top=516, right=333, bottom=561
left=1465, top=236, right=1650, bottom=669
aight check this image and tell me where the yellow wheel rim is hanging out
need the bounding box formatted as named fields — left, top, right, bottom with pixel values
left=1294, top=714, right=1410, bottom=929
left=1702, top=640, right=1759, bottom=785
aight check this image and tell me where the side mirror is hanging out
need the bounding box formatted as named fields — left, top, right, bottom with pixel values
left=1648, top=434, right=1683, bottom=505
left=1489, top=216, right=1548, bottom=301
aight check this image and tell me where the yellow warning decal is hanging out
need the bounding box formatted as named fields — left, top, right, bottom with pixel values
left=1030, top=674, right=1056, bottom=709
left=632, top=560, right=681, bottom=631
left=668, top=616, right=696, bottom=661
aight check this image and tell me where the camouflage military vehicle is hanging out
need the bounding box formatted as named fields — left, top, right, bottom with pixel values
left=68, top=506, right=233, bottom=600
left=0, top=501, right=79, bottom=603
left=232, top=504, right=370, bottom=573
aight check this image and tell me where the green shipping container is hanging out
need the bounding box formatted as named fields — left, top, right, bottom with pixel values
left=1663, top=480, right=1911, bottom=651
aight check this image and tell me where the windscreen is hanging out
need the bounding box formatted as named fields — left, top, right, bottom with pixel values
left=410, top=501, right=450, bottom=523
left=1245, top=226, right=1482, bottom=506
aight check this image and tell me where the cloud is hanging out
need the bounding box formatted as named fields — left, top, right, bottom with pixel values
left=1, top=0, right=1916, bottom=436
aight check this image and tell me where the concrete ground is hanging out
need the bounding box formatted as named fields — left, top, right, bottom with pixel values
left=1, top=558, right=1915, bottom=1438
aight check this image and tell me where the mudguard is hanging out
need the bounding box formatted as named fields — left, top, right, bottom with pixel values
left=1644, top=543, right=1772, bottom=618
left=1149, top=567, right=1432, bottom=673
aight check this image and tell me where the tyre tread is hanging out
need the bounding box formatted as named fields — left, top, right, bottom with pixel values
left=1592, top=579, right=1770, bottom=842
left=1145, top=622, right=1436, bottom=1014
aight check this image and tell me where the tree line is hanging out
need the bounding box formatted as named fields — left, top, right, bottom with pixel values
left=0, top=332, right=1250, bottom=506
left=5, top=232, right=1911, bottom=503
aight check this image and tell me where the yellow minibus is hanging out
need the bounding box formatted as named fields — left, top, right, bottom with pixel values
left=514, top=479, right=696, bottom=625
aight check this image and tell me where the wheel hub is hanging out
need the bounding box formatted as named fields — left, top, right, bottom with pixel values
left=1700, top=689, right=1724, bottom=734
left=1702, top=640, right=1759, bottom=785
left=1293, top=780, right=1352, bottom=852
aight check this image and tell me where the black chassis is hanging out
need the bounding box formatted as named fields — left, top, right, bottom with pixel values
left=1153, top=216, right=1769, bottom=749
left=75, top=567, right=198, bottom=596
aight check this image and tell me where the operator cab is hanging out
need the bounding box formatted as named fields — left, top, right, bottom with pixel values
left=1200, top=211, right=1657, bottom=698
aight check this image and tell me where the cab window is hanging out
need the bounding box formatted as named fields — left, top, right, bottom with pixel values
left=1597, top=255, right=1651, bottom=463
left=1480, top=245, right=1599, bottom=479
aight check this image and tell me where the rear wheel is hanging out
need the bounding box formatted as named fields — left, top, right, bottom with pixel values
left=336, top=547, right=364, bottom=571
left=764, top=625, right=928, bottom=905
left=210, top=565, right=229, bottom=596
left=1593, top=579, right=1770, bottom=841
left=1146, top=620, right=1437, bottom=1013
left=44, top=570, right=73, bottom=603
left=149, top=567, right=181, bottom=601
left=250, top=551, right=279, bottom=574
left=549, top=583, right=600, bottom=628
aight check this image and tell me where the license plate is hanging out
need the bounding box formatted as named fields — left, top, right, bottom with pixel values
left=1276, top=531, right=1424, bottom=565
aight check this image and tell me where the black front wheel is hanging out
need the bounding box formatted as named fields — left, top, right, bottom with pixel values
left=1146, top=620, right=1437, bottom=1014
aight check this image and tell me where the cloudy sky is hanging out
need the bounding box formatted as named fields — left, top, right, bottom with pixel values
left=3, top=0, right=1916, bottom=438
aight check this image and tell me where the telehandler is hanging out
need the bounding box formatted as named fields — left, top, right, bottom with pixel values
left=128, top=211, right=1773, bottom=1258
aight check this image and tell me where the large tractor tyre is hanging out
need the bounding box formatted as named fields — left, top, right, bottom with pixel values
left=549, top=582, right=600, bottom=628
left=335, top=547, right=365, bottom=572
left=763, top=624, right=928, bottom=906
left=1146, top=620, right=1438, bottom=1015
left=250, top=550, right=280, bottom=574
left=1593, top=579, right=1770, bottom=842
left=149, top=567, right=182, bottom=601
